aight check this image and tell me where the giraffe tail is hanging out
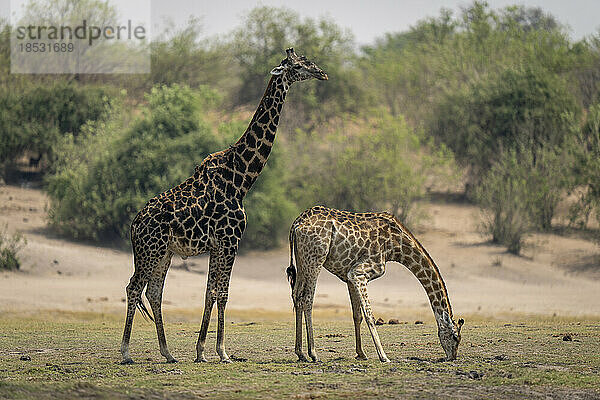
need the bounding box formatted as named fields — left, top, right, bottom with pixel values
left=286, top=227, right=296, bottom=290
left=136, top=298, right=154, bottom=322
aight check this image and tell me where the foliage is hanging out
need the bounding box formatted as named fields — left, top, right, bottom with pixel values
left=241, top=150, right=297, bottom=250
left=150, top=17, right=234, bottom=94
left=231, top=6, right=364, bottom=117
left=288, top=112, right=457, bottom=226
left=0, top=225, right=26, bottom=271
left=568, top=103, right=600, bottom=239
left=46, top=85, right=221, bottom=241
left=3, top=1, right=600, bottom=251
left=0, top=81, right=113, bottom=177
left=46, top=84, right=295, bottom=249
left=474, top=151, right=533, bottom=254
left=430, top=67, right=578, bottom=193
left=475, top=144, right=572, bottom=252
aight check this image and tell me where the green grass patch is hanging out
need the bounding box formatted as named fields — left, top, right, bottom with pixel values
left=0, top=313, right=599, bottom=399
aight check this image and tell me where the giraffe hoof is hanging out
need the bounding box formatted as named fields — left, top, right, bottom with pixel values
left=166, top=357, right=178, bottom=364
left=220, top=358, right=232, bottom=364
left=380, top=357, right=391, bottom=363
left=120, top=358, right=134, bottom=365
left=194, top=356, right=208, bottom=363
left=297, top=355, right=309, bottom=362
left=355, top=355, right=368, bottom=361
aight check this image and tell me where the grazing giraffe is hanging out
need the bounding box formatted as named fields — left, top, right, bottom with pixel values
left=120, top=48, right=328, bottom=365
left=286, top=205, right=464, bottom=363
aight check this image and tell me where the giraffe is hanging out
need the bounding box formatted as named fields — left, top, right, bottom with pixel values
left=286, top=205, right=464, bottom=363
left=120, top=48, right=328, bottom=365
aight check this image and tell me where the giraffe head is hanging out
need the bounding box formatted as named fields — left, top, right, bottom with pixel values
left=437, top=311, right=464, bottom=361
left=270, top=48, right=328, bottom=83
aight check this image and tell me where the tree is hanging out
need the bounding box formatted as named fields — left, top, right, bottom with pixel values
left=230, top=6, right=363, bottom=117
left=150, top=17, right=233, bottom=93
left=46, top=85, right=221, bottom=240
left=288, top=112, right=457, bottom=226
left=0, top=81, right=112, bottom=178
left=431, top=67, right=578, bottom=185
left=568, top=103, right=600, bottom=239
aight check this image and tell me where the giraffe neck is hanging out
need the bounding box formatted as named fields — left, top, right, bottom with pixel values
left=230, top=74, right=290, bottom=198
left=391, top=230, right=453, bottom=321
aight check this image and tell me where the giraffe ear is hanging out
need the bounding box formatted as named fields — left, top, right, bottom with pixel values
left=270, top=65, right=285, bottom=76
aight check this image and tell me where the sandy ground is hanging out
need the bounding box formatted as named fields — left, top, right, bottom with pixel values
left=1, top=184, right=599, bottom=320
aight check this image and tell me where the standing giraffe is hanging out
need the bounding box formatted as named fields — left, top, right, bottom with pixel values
left=120, top=48, right=328, bottom=365
left=286, top=206, right=464, bottom=363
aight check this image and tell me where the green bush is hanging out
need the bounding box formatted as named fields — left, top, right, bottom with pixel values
left=47, top=84, right=221, bottom=241
left=287, top=111, right=457, bottom=226
left=0, top=225, right=26, bottom=271
left=46, top=84, right=297, bottom=249
left=430, top=67, right=579, bottom=188
left=475, top=151, right=532, bottom=254
left=231, top=6, right=364, bottom=117
left=0, top=81, right=112, bottom=176
left=568, top=103, right=600, bottom=239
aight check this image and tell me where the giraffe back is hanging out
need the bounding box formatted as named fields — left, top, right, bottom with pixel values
left=290, top=206, right=398, bottom=282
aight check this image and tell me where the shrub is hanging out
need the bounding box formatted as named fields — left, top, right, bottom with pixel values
left=0, top=225, right=26, bottom=271
left=430, top=67, right=579, bottom=189
left=288, top=111, right=457, bottom=226
left=567, top=103, right=600, bottom=240
left=46, top=84, right=221, bottom=241
left=475, top=151, right=534, bottom=254
left=46, top=84, right=297, bottom=249
left=0, top=81, right=113, bottom=177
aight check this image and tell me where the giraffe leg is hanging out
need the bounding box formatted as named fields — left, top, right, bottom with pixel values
left=215, top=246, right=237, bottom=363
left=304, top=308, right=319, bottom=362
left=120, top=272, right=146, bottom=364
left=347, top=282, right=367, bottom=360
left=294, top=307, right=308, bottom=362
left=348, top=271, right=390, bottom=363
left=292, top=258, right=321, bottom=363
left=291, top=230, right=327, bottom=363
left=195, top=246, right=237, bottom=363
left=195, top=269, right=217, bottom=362
left=145, top=253, right=177, bottom=363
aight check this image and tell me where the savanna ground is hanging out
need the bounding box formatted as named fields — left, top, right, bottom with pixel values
left=1, top=312, right=599, bottom=399
left=1, top=184, right=600, bottom=399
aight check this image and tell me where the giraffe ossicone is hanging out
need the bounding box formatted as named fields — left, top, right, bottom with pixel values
left=120, top=48, right=327, bottom=365
left=287, top=205, right=464, bottom=363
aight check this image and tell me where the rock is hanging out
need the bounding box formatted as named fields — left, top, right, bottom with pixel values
left=562, top=334, right=573, bottom=341
left=468, top=370, right=483, bottom=380
left=388, top=319, right=400, bottom=325
left=494, top=354, right=509, bottom=361
left=20, top=355, right=31, bottom=361
left=375, top=318, right=385, bottom=325
left=414, top=320, right=424, bottom=325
